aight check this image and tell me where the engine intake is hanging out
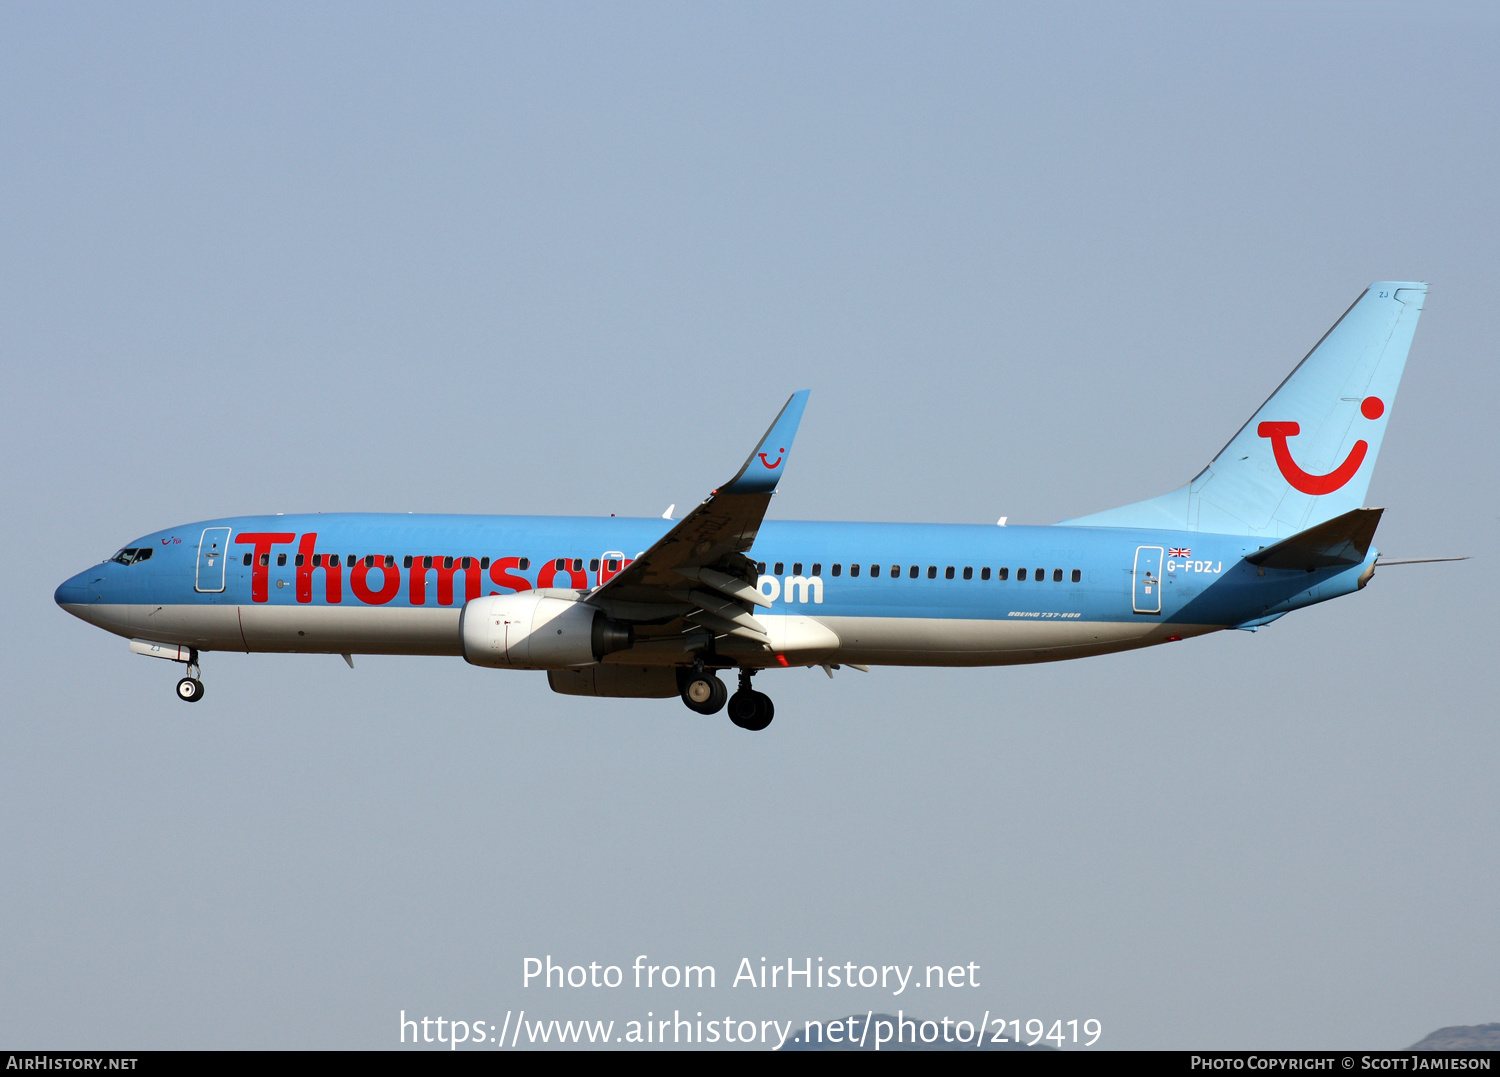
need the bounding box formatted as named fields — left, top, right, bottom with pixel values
left=461, top=592, right=633, bottom=670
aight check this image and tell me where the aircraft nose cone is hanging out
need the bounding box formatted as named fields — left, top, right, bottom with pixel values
left=55, top=571, right=90, bottom=607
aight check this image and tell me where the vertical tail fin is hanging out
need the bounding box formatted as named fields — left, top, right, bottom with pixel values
left=1062, top=282, right=1427, bottom=538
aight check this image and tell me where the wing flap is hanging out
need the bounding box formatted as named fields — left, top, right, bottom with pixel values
left=686, top=610, right=771, bottom=643
left=676, top=565, right=773, bottom=608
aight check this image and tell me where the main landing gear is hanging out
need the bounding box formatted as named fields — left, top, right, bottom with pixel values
left=678, top=665, right=728, bottom=715
left=679, top=666, right=773, bottom=731
left=727, top=668, right=774, bottom=731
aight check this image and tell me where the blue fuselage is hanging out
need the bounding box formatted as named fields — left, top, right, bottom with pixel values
left=55, top=514, right=1374, bottom=667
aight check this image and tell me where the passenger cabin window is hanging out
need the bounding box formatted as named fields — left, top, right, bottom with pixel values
left=1053, top=568, right=1063, bottom=582
left=1071, top=569, right=1082, bottom=583
left=518, top=558, right=530, bottom=570
left=998, top=567, right=1009, bottom=580
left=260, top=553, right=270, bottom=567
left=462, top=556, right=472, bottom=569
left=927, top=566, right=937, bottom=579
left=963, top=566, right=972, bottom=580
left=869, top=564, right=879, bottom=577
left=243, top=553, right=252, bottom=566
left=589, top=558, right=599, bottom=572
left=849, top=563, right=859, bottom=577
left=811, top=563, right=821, bottom=575
left=385, top=555, right=395, bottom=568
left=571, top=558, right=583, bottom=571
left=445, top=557, right=455, bottom=569
left=422, top=556, right=433, bottom=569
left=909, top=565, right=918, bottom=579
left=1034, top=567, right=1044, bottom=581
left=607, top=559, right=620, bottom=571
left=980, top=567, right=990, bottom=580
left=554, top=558, right=565, bottom=571
left=481, top=557, right=491, bottom=569
left=346, top=555, right=355, bottom=568
left=402, top=556, right=412, bottom=568
left=831, top=564, right=841, bottom=577
left=1017, top=567, right=1027, bottom=581
left=945, top=566, right=955, bottom=579
left=365, top=555, right=375, bottom=568
left=774, top=562, right=784, bottom=575
left=295, top=554, right=304, bottom=567
left=792, top=562, right=803, bottom=575
left=276, top=553, right=287, bottom=567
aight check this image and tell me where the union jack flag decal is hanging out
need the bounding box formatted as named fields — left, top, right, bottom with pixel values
left=1169, top=547, right=1191, bottom=558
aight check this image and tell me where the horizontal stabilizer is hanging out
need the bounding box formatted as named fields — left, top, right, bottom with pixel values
left=1246, top=507, right=1382, bottom=571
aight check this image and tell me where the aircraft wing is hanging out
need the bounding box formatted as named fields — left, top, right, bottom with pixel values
left=587, top=391, right=810, bottom=644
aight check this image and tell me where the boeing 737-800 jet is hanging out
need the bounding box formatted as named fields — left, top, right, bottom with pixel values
left=57, top=283, right=1433, bottom=730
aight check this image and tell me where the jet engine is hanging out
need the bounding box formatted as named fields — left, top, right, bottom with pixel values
left=547, top=665, right=679, bottom=698
left=460, top=592, right=633, bottom=670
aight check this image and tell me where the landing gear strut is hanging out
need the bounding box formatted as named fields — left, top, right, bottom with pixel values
left=727, top=668, right=773, bottom=731
left=176, top=656, right=205, bottom=703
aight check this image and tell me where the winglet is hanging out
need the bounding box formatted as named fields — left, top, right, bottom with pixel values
left=720, top=391, right=810, bottom=495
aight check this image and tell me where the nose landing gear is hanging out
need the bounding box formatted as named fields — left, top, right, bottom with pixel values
left=176, top=656, right=205, bottom=703
left=176, top=677, right=205, bottom=702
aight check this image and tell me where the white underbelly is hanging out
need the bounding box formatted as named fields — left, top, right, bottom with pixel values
left=817, top=615, right=1217, bottom=666
left=67, top=603, right=463, bottom=656
left=70, top=604, right=1218, bottom=666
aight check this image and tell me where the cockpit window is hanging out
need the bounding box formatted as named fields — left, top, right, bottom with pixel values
left=109, top=548, right=153, bottom=566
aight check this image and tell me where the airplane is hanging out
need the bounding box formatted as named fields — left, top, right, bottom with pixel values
left=56, top=282, right=1447, bottom=731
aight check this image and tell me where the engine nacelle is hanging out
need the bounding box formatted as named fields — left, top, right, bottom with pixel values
left=547, top=665, right=678, bottom=698
left=461, top=592, right=633, bottom=670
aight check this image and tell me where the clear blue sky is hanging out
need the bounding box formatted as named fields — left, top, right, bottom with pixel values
left=2, top=1, right=1496, bottom=1049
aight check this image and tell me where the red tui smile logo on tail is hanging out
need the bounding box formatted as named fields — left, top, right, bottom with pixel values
left=1258, top=396, right=1384, bottom=495
left=758, top=447, right=786, bottom=469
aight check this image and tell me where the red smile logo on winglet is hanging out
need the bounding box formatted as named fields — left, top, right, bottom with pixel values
left=758, top=447, right=785, bottom=469
left=1258, top=396, right=1384, bottom=495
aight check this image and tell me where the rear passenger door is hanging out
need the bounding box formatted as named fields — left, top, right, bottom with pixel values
left=1132, top=546, right=1164, bottom=614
